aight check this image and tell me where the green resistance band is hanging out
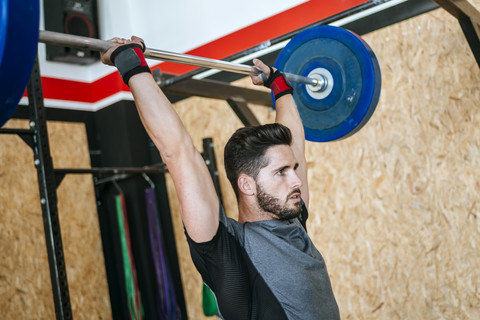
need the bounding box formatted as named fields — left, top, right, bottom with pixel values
left=115, top=194, right=143, bottom=320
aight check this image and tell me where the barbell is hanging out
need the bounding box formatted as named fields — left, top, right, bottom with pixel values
left=38, top=30, right=323, bottom=88
left=0, top=0, right=381, bottom=142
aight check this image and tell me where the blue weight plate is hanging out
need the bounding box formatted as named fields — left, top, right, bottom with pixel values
left=275, top=25, right=381, bottom=142
left=0, top=0, right=39, bottom=127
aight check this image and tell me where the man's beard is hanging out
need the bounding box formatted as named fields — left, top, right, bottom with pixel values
left=256, top=184, right=301, bottom=221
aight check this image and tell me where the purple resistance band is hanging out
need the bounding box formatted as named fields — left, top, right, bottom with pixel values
left=145, top=187, right=179, bottom=319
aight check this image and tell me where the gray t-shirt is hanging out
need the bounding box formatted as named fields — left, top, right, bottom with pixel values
left=186, top=202, right=340, bottom=320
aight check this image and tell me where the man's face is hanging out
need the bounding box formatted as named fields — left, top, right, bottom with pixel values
left=254, top=145, right=303, bottom=220
left=256, top=184, right=301, bottom=220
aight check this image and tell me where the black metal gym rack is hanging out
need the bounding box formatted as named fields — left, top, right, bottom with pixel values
left=1, top=57, right=74, bottom=318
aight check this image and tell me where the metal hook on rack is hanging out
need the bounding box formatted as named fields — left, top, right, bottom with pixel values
left=112, top=178, right=123, bottom=195
left=142, top=173, right=155, bottom=189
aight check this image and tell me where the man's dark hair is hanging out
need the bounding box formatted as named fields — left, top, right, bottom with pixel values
left=224, top=123, right=292, bottom=197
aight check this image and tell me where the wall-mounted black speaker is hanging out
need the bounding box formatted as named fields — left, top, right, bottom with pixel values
left=44, top=0, right=100, bottom=65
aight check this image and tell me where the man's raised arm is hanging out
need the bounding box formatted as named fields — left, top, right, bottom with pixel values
left=251, top=59, right=309, bottom=207
left=101, top=36, right=219, bottom=243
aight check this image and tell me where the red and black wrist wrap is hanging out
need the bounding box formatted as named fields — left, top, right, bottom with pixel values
left=111, top=43, right=151, bottom=85
left=264, top=67, right=293, bottom=100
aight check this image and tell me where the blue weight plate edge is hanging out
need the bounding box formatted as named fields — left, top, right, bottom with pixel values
left=275, top=25, right=381, bottom=142
left=338, top=34, right=381, bottom=141
left=0, top=0, right=40, bottom=127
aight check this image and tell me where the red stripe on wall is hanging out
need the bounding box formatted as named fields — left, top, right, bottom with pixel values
left=159, top=0, right=369, bottom=75
left=24, top=69, right=128, bottom=103
left=32, top=0, right=369, bottom=104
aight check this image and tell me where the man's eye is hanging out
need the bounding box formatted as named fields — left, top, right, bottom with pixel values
left=276, top=169, right=285, bottom=175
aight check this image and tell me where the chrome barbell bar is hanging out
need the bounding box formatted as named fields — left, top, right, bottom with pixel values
left=38, top=30, right=325, bottom=89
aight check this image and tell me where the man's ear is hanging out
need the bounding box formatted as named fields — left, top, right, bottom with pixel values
left=237, top=174, right=255, bottom=196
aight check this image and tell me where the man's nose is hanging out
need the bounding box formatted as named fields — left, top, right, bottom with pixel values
left=290, top=171, right=303, bottom=189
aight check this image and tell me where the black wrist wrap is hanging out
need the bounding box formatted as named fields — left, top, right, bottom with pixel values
left=263, top=67, right=293, bottom=100
left=111, top=43, right=151, bottom=85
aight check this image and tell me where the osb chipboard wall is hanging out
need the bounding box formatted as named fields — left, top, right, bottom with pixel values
left=0, top=119, right=111, bottom=319
left=165, top=8, right=480, bottom=320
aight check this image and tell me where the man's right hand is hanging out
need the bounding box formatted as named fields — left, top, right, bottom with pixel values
left=250, top=59, right=274, bottom=86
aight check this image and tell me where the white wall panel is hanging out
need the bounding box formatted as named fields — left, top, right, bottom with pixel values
left=39, top=0, right=306, bottom=81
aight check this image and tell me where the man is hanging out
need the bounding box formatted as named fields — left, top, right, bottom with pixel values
left=101, top=36, right=339, bottom=319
